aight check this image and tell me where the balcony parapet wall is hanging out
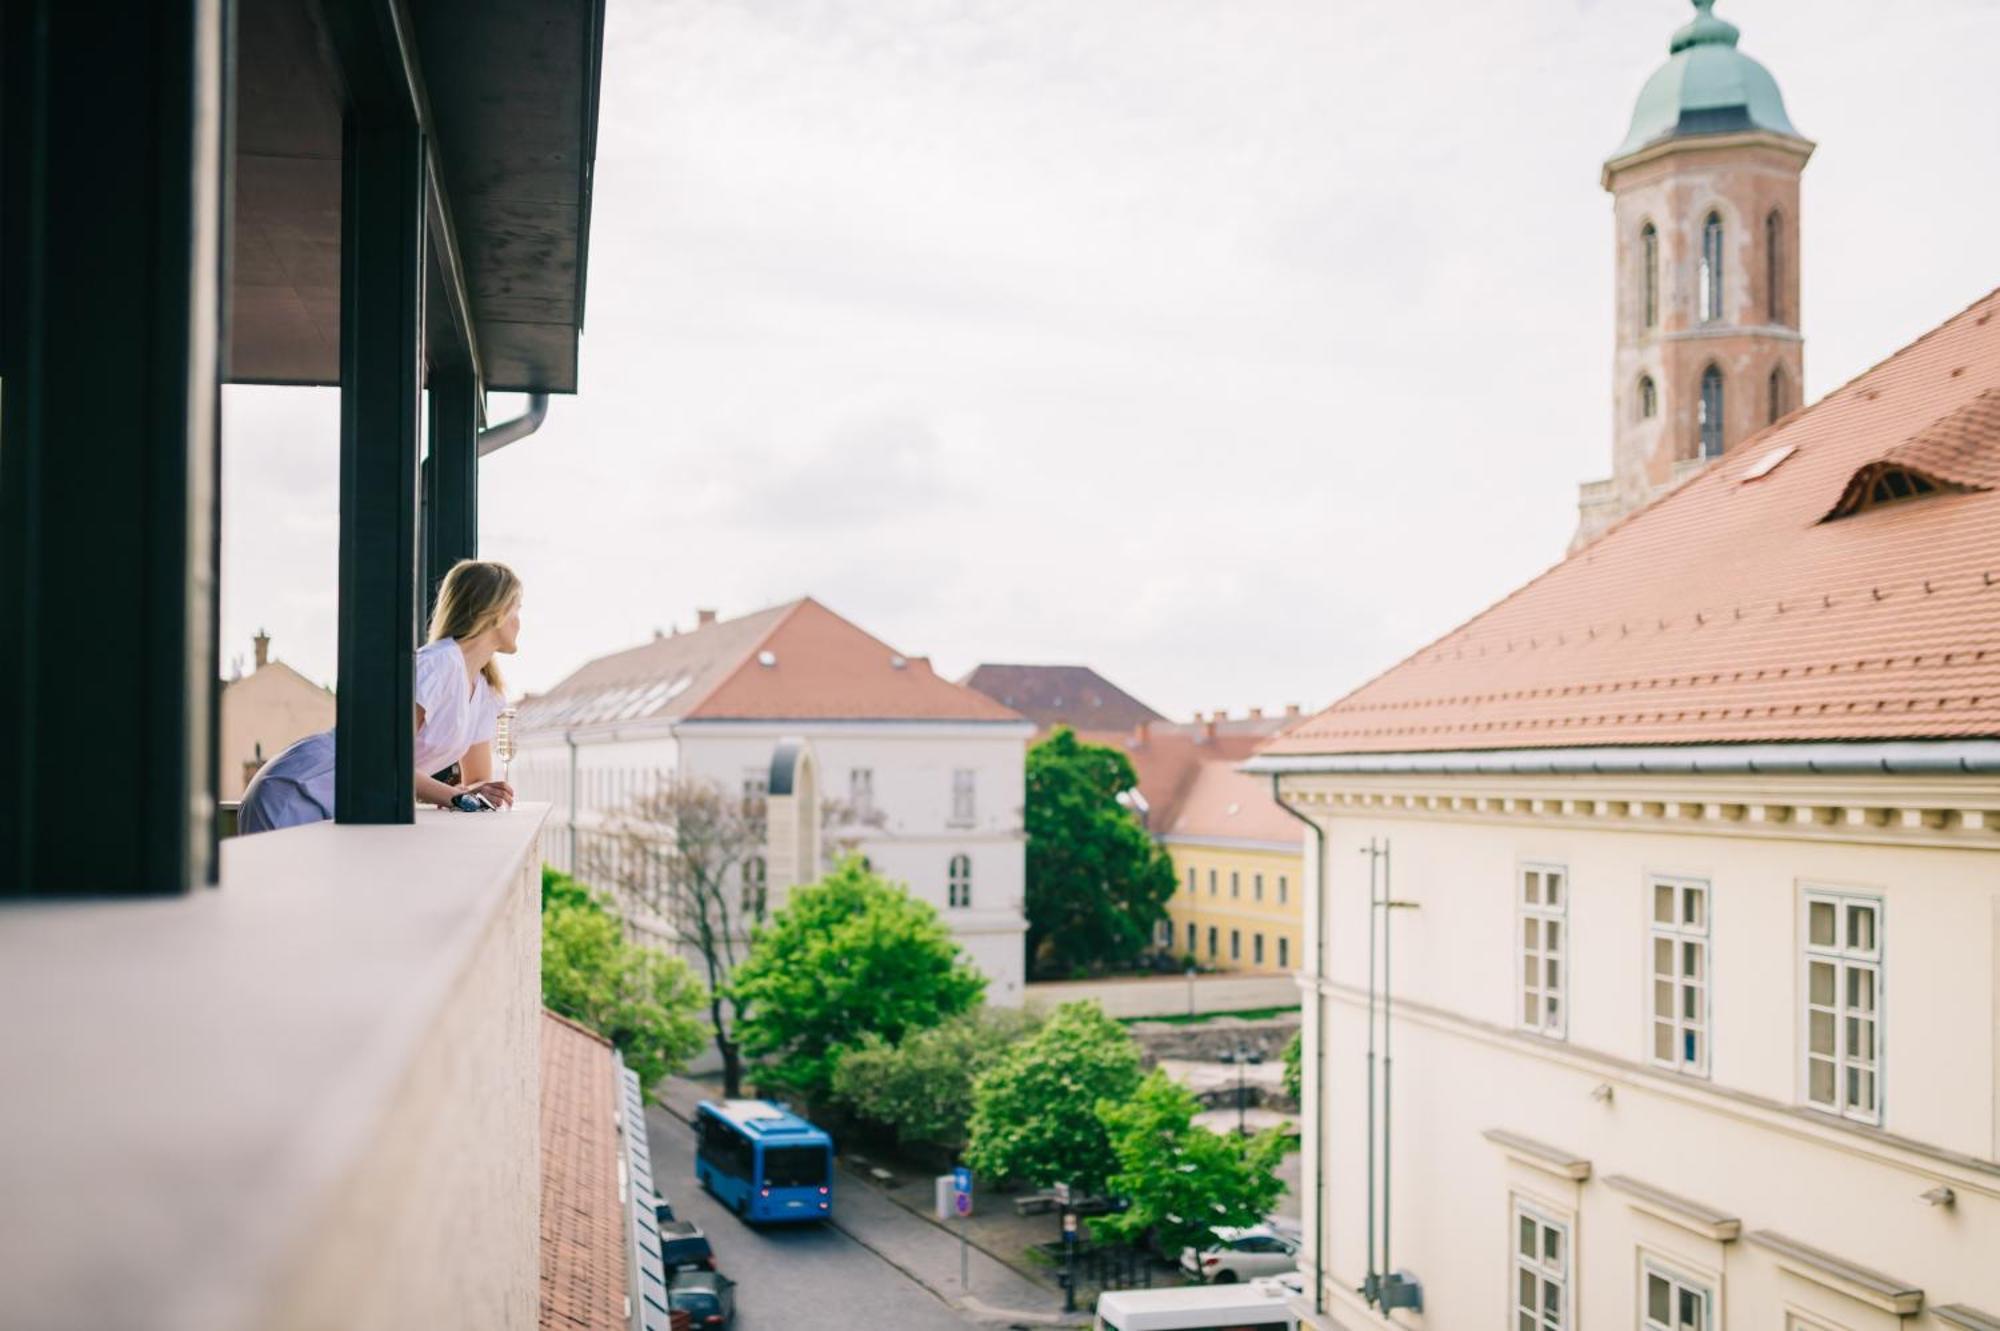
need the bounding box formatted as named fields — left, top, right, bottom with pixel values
left=0, top=804, right=549, bottom=1331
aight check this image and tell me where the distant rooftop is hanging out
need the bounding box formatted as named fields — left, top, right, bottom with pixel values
left=961, top=663, right=1166, bottom=733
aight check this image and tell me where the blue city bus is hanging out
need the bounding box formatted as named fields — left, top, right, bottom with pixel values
left=693, top=1099, right=834, bottom=1224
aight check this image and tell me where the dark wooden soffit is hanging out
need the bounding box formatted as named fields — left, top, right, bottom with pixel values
left=227, top=0, right=605, bottom=395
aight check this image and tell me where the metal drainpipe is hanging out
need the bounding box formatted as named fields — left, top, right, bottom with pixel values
left=1272, top=777, right=1328, bottom=1319
left=476, top=392, right=549, bottom=458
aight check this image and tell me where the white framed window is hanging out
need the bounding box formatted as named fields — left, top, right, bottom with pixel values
left=1279, top=875, right=1289, bottom=905
left=1513, top=1201, right=1569, bottom=1331
left=1278, top=937, right=1290, bottom=969
left=948, top=853, right=972, bottom=908
left=1187, top=866, right=1197, bottom=896
left=1253, top=934, right=1265, bottom=966
left=1254, top=873, right=1264, bottom=902
left=1187, top=921, right=1197, bottom=952
left=1642, top=1260, right=1711, bottom=1331
left=951, top=768, right=976, bottom=825
left=1208, top=868, right=1217, bottom=897
left=1649, top=876, right=1710, bottom=1075
left=1230, top=871, right=1240, bottom=899
left=1229, top=929, right=1241, bottom=961
left=1518, top=864, right=1567, bottom=1038
left=741, top=772, right=768, bottom=816
left=1803, top=888, right=1883, bottom=1123
left=849, top=767, right=874, bottom=819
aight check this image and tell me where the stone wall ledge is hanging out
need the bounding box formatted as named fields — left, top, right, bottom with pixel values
left=0, top=803, right=550, bottom=1331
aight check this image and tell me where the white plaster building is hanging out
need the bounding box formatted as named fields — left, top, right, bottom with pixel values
left=1252, top=282, right=2000, bottom=1325
left=514, top=598, right=1032, bottom=1003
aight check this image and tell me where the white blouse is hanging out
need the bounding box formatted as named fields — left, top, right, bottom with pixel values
left=413, top=637, right=503, bottom=776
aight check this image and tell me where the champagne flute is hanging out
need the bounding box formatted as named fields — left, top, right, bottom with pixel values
left=495, top=707, right=518, bottom=805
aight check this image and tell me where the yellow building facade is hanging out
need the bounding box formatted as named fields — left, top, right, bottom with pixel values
left=1158, top=762, right=1304, bottom=974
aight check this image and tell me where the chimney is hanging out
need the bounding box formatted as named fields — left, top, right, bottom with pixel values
left=696, top=608, right=718, bottom=628
left=253, top=629, right=270, bottom=669
left=1284, top=703, right=1302, bottom=719
left=1200, top=715, right=1217, bottom=743
left=1248, top=706, right=1264, bottom=721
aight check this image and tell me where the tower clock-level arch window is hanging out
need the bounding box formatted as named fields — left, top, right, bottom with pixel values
left=1699, top=211, right=1724, bottom=323
left=1699, top=365, right=1725, bottom=458
left=1768, top=365, right=1787, bottom=424
left=1639, top=375, right=1658, bottom=420
left=1640, top=221, right=1659, bottom=329
left=1766, top=209, right=1784, bottom=323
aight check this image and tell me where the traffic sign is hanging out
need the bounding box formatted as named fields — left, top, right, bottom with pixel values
left=1052, top=1181, right=1071, bottom=1205
left=953, top=1166, right=972, bottom=1195
left=954, top=1189, right=972, bottom=1217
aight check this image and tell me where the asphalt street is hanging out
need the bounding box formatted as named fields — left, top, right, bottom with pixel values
left=643, top=1103, right=999, bottom=1331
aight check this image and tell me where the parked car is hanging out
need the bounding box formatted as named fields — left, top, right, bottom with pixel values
left=1179, top=1225, right=1299, bottom=1284
left=660, top=1220, right=717, bottom=1274
left=666, top=1270, right=736, bottom=1327
left=653, top=1192, right=675, bottom=1224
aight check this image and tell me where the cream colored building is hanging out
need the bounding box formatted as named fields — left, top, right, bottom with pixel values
left=1251, top=215, right=2000, bottom=1331
left=218, top=631, right=335, bottom=800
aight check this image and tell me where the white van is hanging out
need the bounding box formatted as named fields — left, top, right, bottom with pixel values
left=1094, top=1280, right=1300, bottom=1331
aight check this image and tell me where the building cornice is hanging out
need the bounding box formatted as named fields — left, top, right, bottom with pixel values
left=1262, top=765, right=2000, bottom=852
left=1601, top=128, right=1815, bottom=188
left=1159, top=833, right=1304, bottom=855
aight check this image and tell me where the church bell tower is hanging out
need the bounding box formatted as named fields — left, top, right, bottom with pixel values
left=1574, top=0, right=1813, bottom=548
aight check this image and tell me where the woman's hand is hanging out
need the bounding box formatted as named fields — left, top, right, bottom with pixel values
left=463, top=780, right=514, bottom=809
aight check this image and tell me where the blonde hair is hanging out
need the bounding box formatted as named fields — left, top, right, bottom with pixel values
left=428, top=559, right=522, bottom=692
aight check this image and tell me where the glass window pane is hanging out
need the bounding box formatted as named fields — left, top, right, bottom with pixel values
left=1542, top=1280, right=1560, bottom=1317
left=1648, top=1275, right=1670, bottom=1324
left=1655, top=1021, right=1675, bottom=1060
left=1654, top=882, right=1674, bottom=922
left=1853, top=1016, right=1875, bottom=1061
left=1524, top=993, right=1540, bottom=1024
left=1524, top=953, right=1538, bottom=986
left=1681, top=983, right=1700, bottom=1020
left=1809, top=1009, right=1834, bottom=1055
left=1654, top=937, right=1673, bottom=973
left=1682, top=940, right=1702, bottom=979
left=1523, top=917, right=1539, bottom=949
left=1654, top=979, right=1674, bottom=1015
left=1683, top=886, right=1704, bottom=927
left=1520, top=1314, right=1537, bottom=1331
left=1545, top=920, right=1562, bottom=954
left=1544, top=1226, right=1562, bottom=1268
left=1518, top=1215, right=1535, bottom=1258
left=1546, top=873, right=1563, bottom=907
left=1546, top=996, right=1561, bottom=1026
left=1679, top=1288, right=1701, bottom=1330
left=1685, top=1029, right=1701, bottom=1066
left=1523, top=871, right=1541, bottom=904
left=1848, top=904, right=1876, bottom=951
left=1546, top=957, right=1561, bottom=990
left=1855, top=1069, right=1876, bottom=1112
left=1809, top=960, right=1836, bottom=1005
left=1848, top=967, right=1876, bottom=1012
left=1809, top=900, right=1836, bottom=946
left=1809, top=1057, right=1835, bottom=1103
left=1519, top=1269, right=1535, bottom=1307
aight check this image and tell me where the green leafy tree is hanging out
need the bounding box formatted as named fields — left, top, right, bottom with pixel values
left=541, top=867, right=710, bottom=1094
left=1281, top=1029, right=1302, bottom=1104
left=1093, top=1069, right=1288, bottom=1257
left=730, top=857, right=985, bottom=1106
left=1024, top=727, right=1178, bottom=971
left=965, top=1001, right=1143, bottom=1193
left=831, top=1006, right=1041, bottom=1150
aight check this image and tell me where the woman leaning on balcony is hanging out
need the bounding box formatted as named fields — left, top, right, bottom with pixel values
left=238, top=560, right=520, bottom=834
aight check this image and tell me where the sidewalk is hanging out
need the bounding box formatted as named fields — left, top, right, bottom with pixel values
left=655, top=1077, right=1093, bottom=1327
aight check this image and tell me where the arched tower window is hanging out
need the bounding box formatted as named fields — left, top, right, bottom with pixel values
left=1699, top=365, right=1725, bottom=458
left=1699, top=212, right=1724, bottom=323
left=1639, top=375, right=1657, bottom=420
left=1641, top=223, right=1659, bottom=329
left=948, top=853, right=972, bottom=908
left=1768, top=365, right=1786, bottom=423
left=1765, top=210, right=1783, bottom=323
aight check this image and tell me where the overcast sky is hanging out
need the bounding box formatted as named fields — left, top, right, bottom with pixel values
left=220, top=0, right=2000, bottom=719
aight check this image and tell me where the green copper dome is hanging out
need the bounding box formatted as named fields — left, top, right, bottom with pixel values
left=1610, top=0, right=1803, bottom=160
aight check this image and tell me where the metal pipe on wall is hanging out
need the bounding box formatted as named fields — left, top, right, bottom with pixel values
left=1270, top=778, right=1328, bottom=1319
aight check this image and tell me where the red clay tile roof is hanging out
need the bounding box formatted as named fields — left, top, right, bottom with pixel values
left=1267, top=287, right=2000, bottom=756
left=1165, top=761, right=1305, bottom=845
left=1078, top=717, right=1288, bottom=832
left=520, top=598, right=1023, bottom=729
left=540, top=1011, right=626, bottom=1331
left=961, top=664, right=1166, bottom=732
